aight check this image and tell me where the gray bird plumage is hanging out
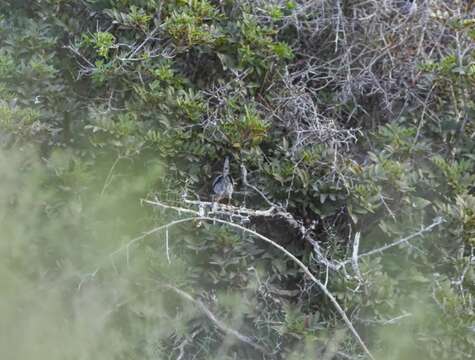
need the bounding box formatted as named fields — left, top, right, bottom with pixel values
left=397, top=0, right=417, bottom=16
left=211, top=156, right=234, bottom=203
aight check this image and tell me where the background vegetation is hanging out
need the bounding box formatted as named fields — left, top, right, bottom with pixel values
left=0, top=0, right=474, bottom=359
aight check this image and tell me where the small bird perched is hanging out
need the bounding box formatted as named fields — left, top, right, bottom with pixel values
left=398, top=0, right=417, bottom=16
left=211, top=156, right=234, bottom=204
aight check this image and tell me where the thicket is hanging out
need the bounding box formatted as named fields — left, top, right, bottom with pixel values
left=0, top=1, right=474, bottom=359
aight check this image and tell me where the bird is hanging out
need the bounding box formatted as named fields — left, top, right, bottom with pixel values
left=211, top=156, right=234, bottom=204
left=398, top=0, right=417, bottom=16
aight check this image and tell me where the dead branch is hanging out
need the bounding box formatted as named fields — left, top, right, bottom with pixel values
left=144, top=199, right=376, bottom=360
left=163, top=284, right=270, bottom=355
left=340, top=216, right=445, bottom=266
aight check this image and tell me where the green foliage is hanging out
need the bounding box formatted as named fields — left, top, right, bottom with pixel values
left=222, top=105, right=269, bottom=149
left=165, top=0, right=221, bottom=48
left=1, top=1, right=474, bottom=359
left=83, top=31, right=117, bottom=58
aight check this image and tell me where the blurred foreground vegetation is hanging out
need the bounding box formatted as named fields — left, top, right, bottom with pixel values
left=0, top=1, right=474, bottom=359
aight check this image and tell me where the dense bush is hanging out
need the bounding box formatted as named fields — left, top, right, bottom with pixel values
left=1, top=1, right=474, bottom=359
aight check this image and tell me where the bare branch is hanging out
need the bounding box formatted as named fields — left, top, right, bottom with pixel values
left=163, top=284, right=270, bottom=355
left=351, top=232, right=363, bottom=281
left=341, top=216, right=445, bottom=266
left=144, top=199, right=376, bottom=360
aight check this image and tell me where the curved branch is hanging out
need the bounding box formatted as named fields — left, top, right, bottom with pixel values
left=164, top=284, right=270, bottom=355
left=142, top=199, right=376, bottom=360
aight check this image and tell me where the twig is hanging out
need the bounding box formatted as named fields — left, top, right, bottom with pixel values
left=240, top=164, right=277, bottom=208
left=78, top=217, right=197, bottom=290
left=126, top=26, right=159, bottom=60
left=351, top=232, right=363, bottom=281
left=383, top=312, right=413, bottom=325
left=163, top=284, right=269, bottom=355
left=340, top=217, right=445, bottom=266
left=379, top=194, right=396, bottom=221
left=165, top=226, right=171, bottom=264
left=100, top=154, right=122, bottom=197
left=64, top=44, right=95, bottom=67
